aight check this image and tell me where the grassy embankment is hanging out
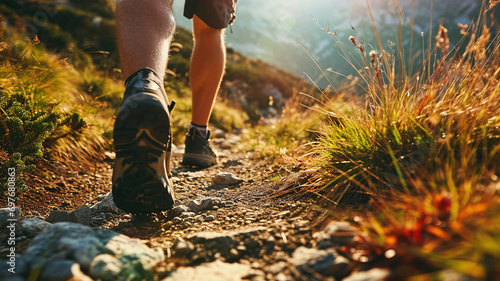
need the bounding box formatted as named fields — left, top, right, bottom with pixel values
left=0, top=0, right=307, bottom=193
left=266, top=1, right=500, bottom=278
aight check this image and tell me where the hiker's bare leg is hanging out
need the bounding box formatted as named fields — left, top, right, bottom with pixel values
left=190, top=15, right=226, bottom=126
left=116, top=0, right=175, bottom=79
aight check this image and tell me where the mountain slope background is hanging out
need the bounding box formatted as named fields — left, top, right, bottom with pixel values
left=174, top=0, right=487, bottom=87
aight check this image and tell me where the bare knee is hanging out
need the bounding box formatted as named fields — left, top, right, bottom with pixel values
left=192, top=16, right=224, bottom=41
left=117, top=0, right=176, bottom=34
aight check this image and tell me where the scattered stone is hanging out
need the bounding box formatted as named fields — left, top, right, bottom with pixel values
left=173, top=238, right=195, bottom=257
left=46, top=210, right=71, bottom=223
left=273, top=251, right=289, bottom=262
left=20, top=218, right=51, bottom=238
left=104, top=151, right=116, bottom=161
left=170, top=205, right=189, bottom=218
left=89, top=254, right=123, bottom=280
left=251, top=262, right=262, bottom=269
left=298, top=227, right=311, bottom=234
left=46, top=206, right=91, bottom=226
left=212, top=128, right=226, bottom=138
left=276, top=273, right=291, bottom=281
left=162, top=260, right=251, bottom=281
left=265, top=262, right=288, bottom=275
left=181, top=221, right=192, bottom=229
left=293, top=220, right=309, bottom=229
left=163, top=221, right=173, bottom=231
left=92, top=213, right=107, bottom=225
left=290, top=246, right=348, bottom=278
left=172, top=217, right=183, bottom=225
left=17, top=222, right=164, bottom=280
left=212, top=172, right=243, bottom=185
left=188, top=198, right=220, bottom=213
left=180, top=212, right=196, bottom=219
left=70, top=205, right=91, bottom=226
left=205, top=215, right=215, bottom=222
left=90, top=192, right=121, bottom=214
left=343, top=268, right=391, bottom=281
left=229, top=248, right=240, bottom=260
left=277, top=211, right=291, bottom=219
left=221, top=200, right=235, bottom=207
left=313, top=231, right=334, bottom=249
left=323, top=221, right=357, bottom=245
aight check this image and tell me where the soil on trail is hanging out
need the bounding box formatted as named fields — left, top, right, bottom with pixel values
left=13, top=130, right=333, bottom=280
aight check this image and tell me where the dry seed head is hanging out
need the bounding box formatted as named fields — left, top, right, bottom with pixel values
left=349, top=36, right=365, bottom=55
left=435, top=22, right=449, bottom=55
left=458, top=23, right=469, bottom=36
left=369, top=50, right=377, bottom=65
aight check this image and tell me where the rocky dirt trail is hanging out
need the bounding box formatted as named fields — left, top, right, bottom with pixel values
left=0, top=131, right=386, bottom=281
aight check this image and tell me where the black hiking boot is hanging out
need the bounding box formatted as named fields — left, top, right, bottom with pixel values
left=181, top=127, right=218, bottom=168
left=112, top=68, right=175, bottom=213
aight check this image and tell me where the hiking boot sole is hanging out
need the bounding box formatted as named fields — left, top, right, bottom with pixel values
left=112, top=95, right=174, bottom=213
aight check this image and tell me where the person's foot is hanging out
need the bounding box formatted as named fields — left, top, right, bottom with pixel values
left=181, top=127, right=218, bottom=168
left=112, top=68, right=175, bottom=213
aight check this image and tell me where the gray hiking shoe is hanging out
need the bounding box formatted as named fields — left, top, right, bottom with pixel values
left=112, top=68, right=175, bottom=213
left=181, top=127, right=218, bottom=168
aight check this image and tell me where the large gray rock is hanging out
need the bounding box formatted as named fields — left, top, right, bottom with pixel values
left=90, top=192, right=121, bottom=214
left=0, top=254, right=33, bottom=279
left=70, top=206, right=91, bottom=226
left=45, top=206, right=91, bottom=226
left=162, top=260, right=252, bottom=281
left=20, top=218, right=51, bottom=238
left=11, top=222, right=164, bottom=281
left=38, top=260, right=93, bottom=281
left=290, top=246, right=349, bottom=279
left=89, top=254, right=123, bottom=281
left=46, top=210, right=71, bottom=223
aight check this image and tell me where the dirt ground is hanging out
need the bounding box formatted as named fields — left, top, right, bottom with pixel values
left=9, top=131, right=343, bottom=280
